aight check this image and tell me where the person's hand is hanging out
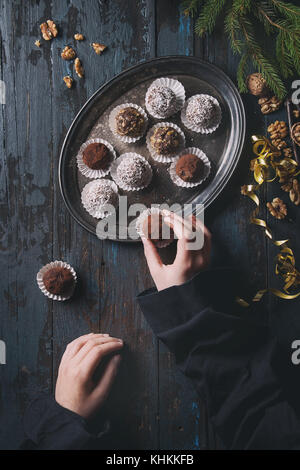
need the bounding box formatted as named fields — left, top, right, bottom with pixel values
left=142, top=211, right=211, bottom=291
left=55, top=333, right=123, bottom=419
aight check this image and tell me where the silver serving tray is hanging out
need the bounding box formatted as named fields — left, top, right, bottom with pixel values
left=59, top=56, right=245, bottom=241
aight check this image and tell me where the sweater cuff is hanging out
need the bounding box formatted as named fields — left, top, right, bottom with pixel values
left=137, top=268, right=240, bottom=334
left=23, top=394, right=95, bottom=450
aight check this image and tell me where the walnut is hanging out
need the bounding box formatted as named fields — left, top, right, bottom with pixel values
left=241, top=185, right=249, bottom=195
left=61, top=46, right=76, bottom=61
left=63, top=76, right=73, bottom=89
left=267, top=197, right=287, bottom=219
left=246, top=73, right=269, bottom=97
left=74, top=33, right=84, bottom=41
left=74, top=58, right=84, bottom=78
left=291, top=122, right=300, bottom=147
left=289, top=179, right=300, bottom=206
left=40, top=20, right=58, bottom=41
left=258, top=96, right=282, bottom=115
left=271, top=138, right=287, bottom=150
left=283, top=147, right=293, bottom=158
left=92, top=43, right=107, bottom=55
left=293, top=109, right=300, bottom=119
left=267, top=120, right=288, bottom=140
left=35, top=40, right=41, bottom=47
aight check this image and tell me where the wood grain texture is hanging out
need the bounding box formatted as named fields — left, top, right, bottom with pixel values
left=1, top=0, right=298, bottom=451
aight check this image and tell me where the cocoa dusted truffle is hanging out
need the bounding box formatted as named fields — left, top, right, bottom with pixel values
left=43, top=267, right=74, bottom=295
left=150, top=126, right=180, bottom=155
left=176, top=154, right=204, bottom=182
left=82, top=142, right=111, bottom=170
left=144, top=213, right=174, bottom=245
left=115, top=107, right=145, bottom=137
left=185, top=95, right=220, bottom=130
left=147, top=85, right=176, bottom=118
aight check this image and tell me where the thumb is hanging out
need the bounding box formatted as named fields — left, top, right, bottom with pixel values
left=142, top=237, right=163, bottom=277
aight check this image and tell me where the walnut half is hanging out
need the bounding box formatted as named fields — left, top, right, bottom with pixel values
left=63, top=76, right=73, bottom=89
left=289, top=179, right=300, bottom=206
left=74, top=58, right=84, bottom=78
left=61, top=46, right=76, bottom=61
left=267, top=197, right=287, bottom=220
left=92, top=43, right=107, bottom=55
left=40, top=20, right=58, bottom=41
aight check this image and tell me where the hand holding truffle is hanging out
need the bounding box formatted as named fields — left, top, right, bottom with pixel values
left=142, top=212, right=211, bottom=292
left=55, top=333, right=123, bottom=419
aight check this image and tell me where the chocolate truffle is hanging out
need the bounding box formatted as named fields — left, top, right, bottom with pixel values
left=144, top=213, right=174, bottom=245
left=186, top=95, right=219, bottom=129
left=176, top=154, right=204, bottom=182
left=115, top=107, right=145, bottom=137
left=150, top=126, right=180, bottom=155
left=116, top=155, right=151, bottom=188
left=82, top=180, right=118, bottom=215
left=43, top=267, right=74, bottom=295
left=147, top=85, right=176, bottom=118
left=82, top=142, right=111, bottom=170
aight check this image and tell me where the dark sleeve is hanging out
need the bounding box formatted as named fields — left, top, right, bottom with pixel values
left=137, top=268, right=300, bottom=450
left=20, top=394, right=107, bottom=450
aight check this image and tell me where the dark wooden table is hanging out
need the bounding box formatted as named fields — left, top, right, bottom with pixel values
left=1, top=0, right=299, bottom=450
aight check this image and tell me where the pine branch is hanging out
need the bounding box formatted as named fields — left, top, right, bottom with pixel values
left=237, top=52, right=249, bottom=92
left=195, top=0, right=228, bottom=36
left=181, top=0, right=203, bottom=16
left=269, top=0, right=300, bottom=20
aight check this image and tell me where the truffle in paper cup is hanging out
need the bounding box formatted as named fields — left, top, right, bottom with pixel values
left=135, top=207, right=174, bottom=248
left=81, top=179, right=119, bottom=219
left=145, top=77, right=185, bottom=119
left=108, top=103, right=148, bottom=143
left=181, top=94, right=222, bottom=134
left=37, top=260, right=77, bottom=301
left=76, top=139, right=116, bottom=179
left=146, top=122, right=185, bottom=164
left=169, top=147, right=211, bottom=188
left=110, top=153, right=153, bottom=192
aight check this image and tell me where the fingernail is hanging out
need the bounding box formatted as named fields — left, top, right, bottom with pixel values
left=117, top=339, right=123, bottom=344
left=103, top=333, right=110, bottom=337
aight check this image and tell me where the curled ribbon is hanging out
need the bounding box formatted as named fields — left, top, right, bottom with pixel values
left=237, top=135, right=300, bottom=307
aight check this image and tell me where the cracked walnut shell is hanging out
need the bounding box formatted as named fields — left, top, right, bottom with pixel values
left=289, top=179, right=300, bottom=206
left=40, top=20, right=58, bottom=41
left=74, top=58, right=84, bottom=78
left=267, top=198, right=287, bottom=220
left=61, top=46, right=76, bottom=61
left=92, top=43, right=107, bottom=55
left=258, top=96, right=282, bottom=115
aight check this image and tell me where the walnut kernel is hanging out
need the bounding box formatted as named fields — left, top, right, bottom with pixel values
left=61, top=46, right=76, bottom=61
left=40, top=20, right=58, bottom=41
left=289, top=179, right=300, bottom=206
left=74, top=33, right=85, bottom=41
left=267, top=197, right=287, bottom=219
left=63, top=76, right=73, bottom=89
left=74, top=58, right=84, bottom=78
left=92, top=43, right=107, bottom=55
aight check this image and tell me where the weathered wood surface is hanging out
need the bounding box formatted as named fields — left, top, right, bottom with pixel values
left=0, top=0, right=298, bottom=451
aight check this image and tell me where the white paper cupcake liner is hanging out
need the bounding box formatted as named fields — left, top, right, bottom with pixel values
left=135, top=207, right=174, bottom=248
left=145, top=77, right=185, bottom=119
left=108, top=103, right=148, bottom=143
left=37, top=260, right=77, bottom=301
left=181, top=94, right=222, bottom=134
left=169, top=147, right=211, bottom=188
left=110, top=153, right=153, bottom=192
left=81, top=179, right=119, bottom=219
left=146, top=122, right=186, bottom=164
left=76, top=139, right=116, bottom=179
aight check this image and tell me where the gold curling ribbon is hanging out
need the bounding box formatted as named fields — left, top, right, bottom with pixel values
left=237, top=135, right=300, bottom=307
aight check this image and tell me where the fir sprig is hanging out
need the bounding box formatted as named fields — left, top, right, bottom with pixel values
left=182, top=0, right=300, bottom=99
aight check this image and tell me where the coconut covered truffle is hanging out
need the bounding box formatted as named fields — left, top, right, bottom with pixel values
left=43, top=267, right=74, bottom=295
left=143, top=213, right=174, bottom=245
left=82, top=180, right=118, bottom=215
left=82, top=142, right=111, bottom=170
left=146, top=85, right=176, bottom=118
left=115, top=106, right=145, bottom=137
left=150, top=126, right=180, bottom=155
left=185, top=95, right=220, bottom=130
left=176, top=154, right=204, bottom=182
left=116, top=155, right=152, bottom=189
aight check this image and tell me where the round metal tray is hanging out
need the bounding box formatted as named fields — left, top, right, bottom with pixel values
left=59, top=56, right=245, bottom=240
